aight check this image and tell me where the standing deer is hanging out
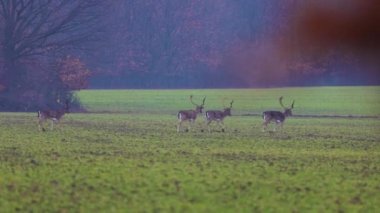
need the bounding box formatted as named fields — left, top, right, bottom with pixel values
left=262, top=96, right=294, bottom=131
left=38, top=100, right=70, bottom=131
left=205, top=100, right=234, bottom=133
left=177, top=95, right=206, bottom=132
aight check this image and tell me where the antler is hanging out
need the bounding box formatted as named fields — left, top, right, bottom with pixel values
left=279, top=96, right=295, bottom=109
left=279, top=96, right=286, bottom=109
left=230, top=100, right=234, bottom=108
left=190, top=95, right=198, bottom=106
left=202, top=97, right=206, bottom=106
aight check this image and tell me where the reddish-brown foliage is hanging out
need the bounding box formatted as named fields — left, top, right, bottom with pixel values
left=57, top=56, right=91, bottom=90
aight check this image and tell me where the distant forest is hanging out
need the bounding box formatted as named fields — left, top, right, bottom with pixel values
left=90, top=0, right=380, bottom=88
left=0, top=0, right=379, bottom=110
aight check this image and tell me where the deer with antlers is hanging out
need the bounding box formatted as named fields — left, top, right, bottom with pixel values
left=205, top=99, right=234, bottom=133
left=38, top=100, right=70, bottom=131
left=262, top=96, right=295, bottom=131
left=177, top=95, right=206, bottom=132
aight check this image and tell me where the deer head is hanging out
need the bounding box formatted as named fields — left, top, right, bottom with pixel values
left=279, top=96, right=294, bottom=117
left=190, top=95, right=206, bottom=113
left=223, top=99, right=234, bottom=116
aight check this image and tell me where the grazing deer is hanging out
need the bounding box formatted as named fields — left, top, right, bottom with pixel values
left=38, top=100, right=70, bottom=131
left=205, top=100, right=234, bottom=133
left=177, top=95, right=206, bottom=132
left=262, top=96, right=294, bottom=131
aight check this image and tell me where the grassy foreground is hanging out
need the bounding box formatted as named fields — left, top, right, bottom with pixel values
left=0, top=87, right=380, bottom=212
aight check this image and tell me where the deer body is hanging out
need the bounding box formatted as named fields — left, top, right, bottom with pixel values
left=262, top=97, right=294, bottom=131
left=177, top=96, right=205, bottom=132
left=178, top=109, right=199, bottom=122
left=38, top=101, right=69, bottom=131
left=205, top=100, right=233, bottom=132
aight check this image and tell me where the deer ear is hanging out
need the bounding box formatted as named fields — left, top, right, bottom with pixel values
left=291, top=101, right=295, bottom=109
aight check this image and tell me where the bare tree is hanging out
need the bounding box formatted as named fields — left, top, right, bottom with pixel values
left=0, top=0, right=105, bottom=109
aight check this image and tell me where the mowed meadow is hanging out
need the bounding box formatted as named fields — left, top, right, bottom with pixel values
left=0, top=86, right=379, bottom=212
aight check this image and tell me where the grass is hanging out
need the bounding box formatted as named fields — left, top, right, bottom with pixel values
left=78, top=86, right=380, bottom=116
left=0, top=86, right=380, bottom=212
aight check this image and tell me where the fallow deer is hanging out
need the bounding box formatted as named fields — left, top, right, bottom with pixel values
left=177, top=95, right=206, bottom=132
left=38, top=100, right=70, bottom=131
left=262, top=96, right=294, bottom=131
left=205, top=100, right=234, bottom=133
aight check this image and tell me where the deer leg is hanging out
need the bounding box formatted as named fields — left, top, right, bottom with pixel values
left=50, top=118, right=59, bottom=131
left=38, top=119, right=45, bottom=131
left=188, top=119, right=194, bottom=132
left=207, top=120, right=212, bottom=133
left=219, top=120, right=225, bottom=132
left=279, top=122, right=284, bottom=131
left=262, top=121, right=268, bottom=132
left=50, top=120, right=54, bottom=130
left=215, top=120, right=220, bottom=132
left=177, top=120, right=182, bottom=132
left=198, top=118, right=204, bottom=132
left=38, top=119, right=42, bottom=131
left=274, top=121, right=281, bottom=132
left=55, top=119, right=62, bottom=131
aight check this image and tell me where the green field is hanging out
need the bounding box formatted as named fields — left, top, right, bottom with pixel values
left=0, top=87, right=380, bottom=212
left=78, top=86, right=380, bottom=116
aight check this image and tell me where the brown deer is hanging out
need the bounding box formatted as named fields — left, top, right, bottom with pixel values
left=38, top=100, right=70, bottom=131
left=205, top=100, right=234, bottom=133
left=262, top=96, right=294, bottom=131
left=177, top=95, right=206, bottom=132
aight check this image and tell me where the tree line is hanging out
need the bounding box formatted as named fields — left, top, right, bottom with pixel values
left=1, top=0, right=378, bottom=111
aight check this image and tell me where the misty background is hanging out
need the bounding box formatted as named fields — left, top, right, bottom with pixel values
left=0, top=0, right=379, bottom=110
left=91, top=0, right=380, bottom=88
